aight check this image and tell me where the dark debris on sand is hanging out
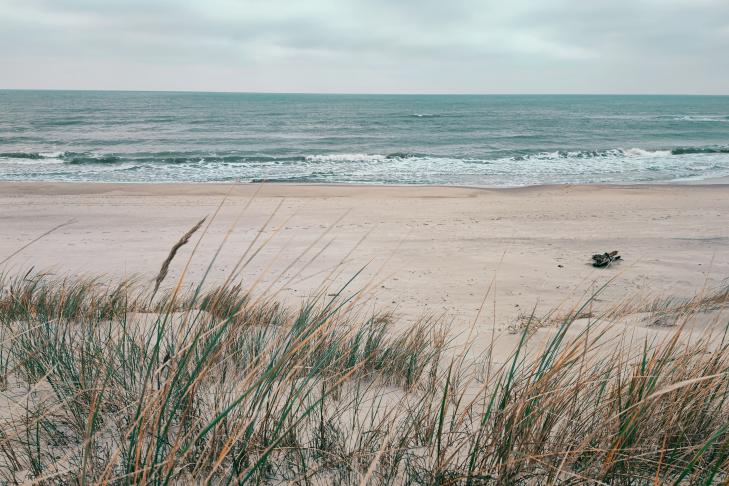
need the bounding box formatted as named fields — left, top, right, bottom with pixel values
left=592, top=250, right=621, bottom=268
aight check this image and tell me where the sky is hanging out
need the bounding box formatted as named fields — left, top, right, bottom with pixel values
left=0, top=0, right=728, bottom=94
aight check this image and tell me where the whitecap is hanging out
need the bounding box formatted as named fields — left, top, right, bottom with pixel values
left=0, top=155, right=65, bottom=165
left=305, top=153, right=387, bottom=163
left=38, top=151, right=66, bottom=158
left=623, top=148, right=672, bottom=157
left=672, top=115, right=728, bottom=122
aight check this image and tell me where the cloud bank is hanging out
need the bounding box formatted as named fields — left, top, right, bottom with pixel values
left=1, top=0, right=727, bottom=93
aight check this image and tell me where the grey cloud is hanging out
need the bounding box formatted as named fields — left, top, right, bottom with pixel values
left=0, top=0, right=727, bottom=93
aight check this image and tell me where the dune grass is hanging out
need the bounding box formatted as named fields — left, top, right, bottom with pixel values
left=0, top=268, right=727, bottom=485
left=1, top=207, right=728, bottom=484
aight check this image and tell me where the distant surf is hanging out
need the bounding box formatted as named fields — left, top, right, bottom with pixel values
left=2, top=145, right=728, bottom=185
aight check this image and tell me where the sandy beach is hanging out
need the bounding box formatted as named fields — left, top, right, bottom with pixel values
left=2, top=182, right=728, bottom=329
left=5, top=0, right=729, bottom=479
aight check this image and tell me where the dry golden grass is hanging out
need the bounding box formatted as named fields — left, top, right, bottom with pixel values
left=0, top=268, right=727, bottom=484
left=0, top=208, right=727, bottom=484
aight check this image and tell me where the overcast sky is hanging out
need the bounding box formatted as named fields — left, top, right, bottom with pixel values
left=1, top=0, right=727, bottom=94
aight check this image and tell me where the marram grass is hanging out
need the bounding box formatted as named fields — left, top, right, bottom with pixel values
left=0, top=271, right=727, bottom=485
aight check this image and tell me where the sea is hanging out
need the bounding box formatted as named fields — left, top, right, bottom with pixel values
left=1, top=90, right=728, bottom=186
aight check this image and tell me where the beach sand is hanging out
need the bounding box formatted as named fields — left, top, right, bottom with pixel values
left=1, top=182, right=728, bottom=334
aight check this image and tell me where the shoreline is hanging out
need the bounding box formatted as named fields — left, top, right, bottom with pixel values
left=2, top=178, right=729, bottom=196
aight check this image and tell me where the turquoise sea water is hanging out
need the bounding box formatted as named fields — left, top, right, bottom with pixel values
left=1, top=91, right=728, bottom=185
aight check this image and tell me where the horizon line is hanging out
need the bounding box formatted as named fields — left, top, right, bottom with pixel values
left=1, top=88, right=728, bottom=97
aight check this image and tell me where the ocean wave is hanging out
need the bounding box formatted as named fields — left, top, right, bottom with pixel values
left=512, top=148, right=675, bottom=162
left=65, top=154, right=122, bottom=165
left=250, top=172, right=336, bottom=183
left=386, top=152, right=422, bottom=159
left=305, top=153, right=386, bottom=163
left=2, top=145, right=729, bottom=185
left=38, top=151, right=65, bottom=158
left=623, top=148, right=673, bottom=157
left=0, top=151, right=68, bottom=160
left=141, top=116, right=178, bottom=123
left=0, top=152, right=45, bottom=160
left=661, top=115, right=729, bottom=123
left=671, top=146, right=729, bottom=155
left=2, top=146, right=728, bottom=168
left=0, top=151, right=66, bottom=165
left=32, top=119, right=86, bottom=127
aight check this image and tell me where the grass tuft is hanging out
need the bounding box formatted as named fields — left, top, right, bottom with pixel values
left=0, top=268, right=727, bottom=484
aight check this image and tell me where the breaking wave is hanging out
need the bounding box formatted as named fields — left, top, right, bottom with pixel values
left=511, top=148, right=677, bottom=161
left=304, top=153, right=386, bottom=163
left=2, top=145, right=729, bottom=185
left=671, top=146, right=729, bottom=155
left=655, top=115, right=729, bottom=123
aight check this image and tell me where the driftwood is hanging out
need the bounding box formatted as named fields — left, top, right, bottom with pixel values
left=592, top=250, right=621, bottom=268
